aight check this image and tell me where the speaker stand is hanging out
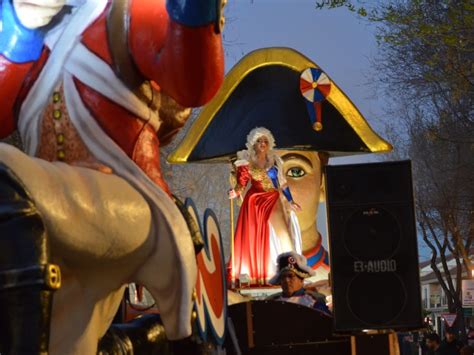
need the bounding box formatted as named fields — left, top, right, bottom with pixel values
left=350, top=330, right=400, bottom=355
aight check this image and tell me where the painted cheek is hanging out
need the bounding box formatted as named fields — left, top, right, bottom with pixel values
left=290, top=175, right=319, bottom=228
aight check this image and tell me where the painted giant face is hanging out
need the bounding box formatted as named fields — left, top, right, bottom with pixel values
left=278, top=150, right=323, bottom=234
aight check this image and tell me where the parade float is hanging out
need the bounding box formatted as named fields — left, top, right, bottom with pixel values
left=166, top=47, right=402, bottom=354
left=0, top=0, right=417, bottom=353
left=169, top=46, right=392, bottom=289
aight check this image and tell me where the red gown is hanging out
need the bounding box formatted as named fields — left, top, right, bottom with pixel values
left=231, top=162, right=282, bottom=285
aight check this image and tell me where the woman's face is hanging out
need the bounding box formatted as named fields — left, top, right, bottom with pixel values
left=253, top=136, right=270, bottom=155
left=278, top=150, right=322, bottom=233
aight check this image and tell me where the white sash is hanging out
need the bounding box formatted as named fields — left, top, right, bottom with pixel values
left=18, top=0, right=108, bottom=155
left=64, top=42, right=160, bottom=131
left=19, top=2, right=161, bottom=154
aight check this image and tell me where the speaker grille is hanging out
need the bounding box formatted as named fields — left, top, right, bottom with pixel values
left=326, top=161, right=423, bottom=331
left=343, top=207, right=401, bottom=260
left=347, top=273, right=407, bottom=325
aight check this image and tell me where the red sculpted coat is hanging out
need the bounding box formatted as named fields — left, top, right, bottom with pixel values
left=0, top=0, right=224, bottom=193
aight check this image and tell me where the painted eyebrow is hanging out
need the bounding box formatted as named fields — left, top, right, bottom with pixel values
left=280, top=153, right=313, bottom=168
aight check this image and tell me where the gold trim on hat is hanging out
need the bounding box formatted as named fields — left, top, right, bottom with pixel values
left=168, top=47, right=392, bottom=164
left=280, top=266, right=311, bottom=279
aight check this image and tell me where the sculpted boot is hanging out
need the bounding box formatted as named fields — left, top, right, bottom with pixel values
left=0, top=162, right=61, bottom=354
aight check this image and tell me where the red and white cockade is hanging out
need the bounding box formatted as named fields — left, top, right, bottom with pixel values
left=299, top=68, right=331, bottom=131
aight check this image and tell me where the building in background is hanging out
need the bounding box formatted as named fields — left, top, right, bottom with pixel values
left=420, top=255, right=474, bottom=337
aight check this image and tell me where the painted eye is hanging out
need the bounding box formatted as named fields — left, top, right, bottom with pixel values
left=287, top=167, right=306, bottom=178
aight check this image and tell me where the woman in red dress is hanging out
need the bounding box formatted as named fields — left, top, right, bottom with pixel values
left=229, top=127, right=301, bottom=285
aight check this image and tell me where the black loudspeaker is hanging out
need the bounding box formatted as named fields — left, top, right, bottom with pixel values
left=325, top=160, right=423, bottom=331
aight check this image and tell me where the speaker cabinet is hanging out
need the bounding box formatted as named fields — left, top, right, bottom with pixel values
left=325, top=160, right=423, bottom=331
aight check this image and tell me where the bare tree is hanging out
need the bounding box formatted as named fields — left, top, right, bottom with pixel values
left=408, top=110, right=473, bottom=339
left=317, top=0, right=474, bottom=338
left=374, top=1, right=474, bottom=339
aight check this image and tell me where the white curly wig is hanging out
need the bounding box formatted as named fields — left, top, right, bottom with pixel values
left=236, top=127, right=282, bottom=168
left=245, top=127, right=276, bottom=151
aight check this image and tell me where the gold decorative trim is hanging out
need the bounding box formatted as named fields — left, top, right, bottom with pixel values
left=45, top=264, right=61, bottom=290
left=168, top=47, right=392, bottom=164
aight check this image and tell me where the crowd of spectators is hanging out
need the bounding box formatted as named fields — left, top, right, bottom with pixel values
left=398, top=327, right=474, bottom=355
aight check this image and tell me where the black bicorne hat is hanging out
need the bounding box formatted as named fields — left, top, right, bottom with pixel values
left=168, top=47, right=392, bottom=164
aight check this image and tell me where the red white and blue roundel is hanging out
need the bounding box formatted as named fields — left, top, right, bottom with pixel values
left=300, top=68, right=331, bottom=102
left=185, top=198, right=227, bottom=345
left=299, top=68, right=331, bottom=131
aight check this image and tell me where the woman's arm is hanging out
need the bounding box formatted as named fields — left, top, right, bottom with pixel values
left=229, top=161, right=250, bottom=199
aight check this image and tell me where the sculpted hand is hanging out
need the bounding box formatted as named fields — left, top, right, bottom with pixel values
left=228, top=189, right=239, bottom=199
left=290, top=201, right=302, bottom=212
left=13, top=0, right=68, bottom=29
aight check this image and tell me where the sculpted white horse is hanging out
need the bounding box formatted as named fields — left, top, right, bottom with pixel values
left=0, top=0, right=224, bottom=353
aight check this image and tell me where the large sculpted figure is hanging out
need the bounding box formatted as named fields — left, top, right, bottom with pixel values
left=166, top=48, right=392, bottom=295
left=0, top=0, right=224, bottom=353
